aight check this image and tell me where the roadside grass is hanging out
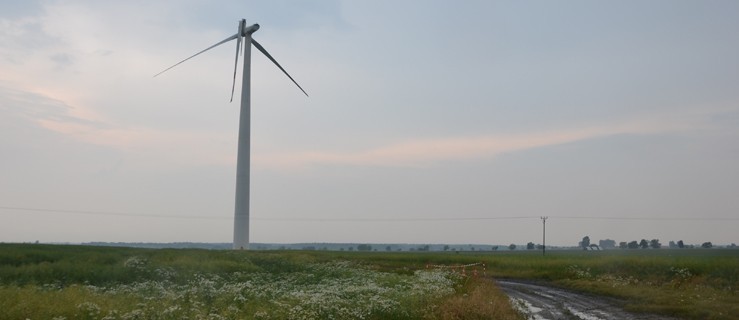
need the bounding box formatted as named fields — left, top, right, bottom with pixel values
left=478, top=249, right=738, bottom=320
left=437, top=278, right=523, bottom=320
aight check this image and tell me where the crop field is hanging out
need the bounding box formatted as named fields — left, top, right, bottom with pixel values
left=0, top=244, right=737, bottom=320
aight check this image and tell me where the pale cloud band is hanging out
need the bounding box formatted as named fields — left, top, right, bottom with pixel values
left=254, top=115, right=700, bottom=170
left=4, top=83, right=724, bottom=172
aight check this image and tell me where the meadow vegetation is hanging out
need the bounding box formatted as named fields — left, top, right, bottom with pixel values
left=1, top=244, right=736, bottom=319
left=0, top=244, right=520, bottom=319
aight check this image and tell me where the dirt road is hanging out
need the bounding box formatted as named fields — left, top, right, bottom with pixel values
left=497, top=280, right=677, bottom=320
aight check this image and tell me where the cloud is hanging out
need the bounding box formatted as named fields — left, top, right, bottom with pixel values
left=0, top=2, right=249, bottom=169
left=34, top=117, right=235, bottom=167
left=254, top=116, right=697, bottom=170
left=0, top=85, right=235, bottom=168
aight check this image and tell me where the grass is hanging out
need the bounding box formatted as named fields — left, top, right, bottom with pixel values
left=282, top=249, right=738, bottom=319
left=479, top=249, right=738, bottom=319
left=1, top=244, right=736, bottom=319
left=0, top=244, right=522, bottom=319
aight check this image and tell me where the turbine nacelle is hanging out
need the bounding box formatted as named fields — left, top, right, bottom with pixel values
left=240, top=21, right=260, bottom=36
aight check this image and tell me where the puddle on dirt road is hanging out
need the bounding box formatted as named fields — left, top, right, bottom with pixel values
left=497, top=280, right=677, bottom=320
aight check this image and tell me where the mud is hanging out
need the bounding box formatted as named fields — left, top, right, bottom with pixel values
left=497, top=279, right=677, bottom=320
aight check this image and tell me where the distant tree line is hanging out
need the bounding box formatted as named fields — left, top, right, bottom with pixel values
left=570, top=236, right=717, bottom=250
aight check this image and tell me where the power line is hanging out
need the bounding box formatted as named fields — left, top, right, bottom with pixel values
left=0, top=206, right=228, bottom=220
left=552, top=216, right=739, bottom=221
left=0, top=206, right=536, bottom=221
left=1, top=205, right=737, bottom=222
left=255, top=216, right=539, bottom=222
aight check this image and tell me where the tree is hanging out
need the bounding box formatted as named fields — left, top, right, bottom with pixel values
left=386, top=246, right=392, bottom=252
left=649, top=239, right=661, bottom=249
left=668, top=241, right=677, bottom=248
left=443, top=245, right=450, bottom=251
left=357, top=244, right=372, bottom=251
left=508, top=243, right=517, bottom=250
left=581, top=236, right=590, bottom=250
left=619, top=242, right=627, bottom=249
left=701, top=242, right=713, bottom=248
left=677, top=240, right=684, bottom=248
left=527, top=242, right=535, bottom=250
left=628, top=241, right=639, bottom=249
left=639, top=239, right=649, bottom=249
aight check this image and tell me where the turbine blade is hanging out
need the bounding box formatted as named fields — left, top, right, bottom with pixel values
left=154, top=33, right=239, bottom=77
left=251, top=39, right=309, bottom=97
left=230, top=35, right=242, bottom=102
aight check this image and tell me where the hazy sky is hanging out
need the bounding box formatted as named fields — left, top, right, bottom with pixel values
left=1, top=0, right=738, bottom=246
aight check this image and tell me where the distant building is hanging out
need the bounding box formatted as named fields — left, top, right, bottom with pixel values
left=599, top=239, right=616, bottom=249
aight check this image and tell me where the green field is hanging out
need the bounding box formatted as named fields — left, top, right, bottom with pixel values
left=0, top=244, right=737, bottom=319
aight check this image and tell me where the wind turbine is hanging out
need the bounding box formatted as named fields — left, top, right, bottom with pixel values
left=155, top=19, right=308, bottom=250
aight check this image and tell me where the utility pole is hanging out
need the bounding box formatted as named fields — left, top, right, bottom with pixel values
left=541, top=216, right=548, bottom=256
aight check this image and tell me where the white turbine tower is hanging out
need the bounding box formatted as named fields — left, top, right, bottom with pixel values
left=155, top=19, right=308, bottom=250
